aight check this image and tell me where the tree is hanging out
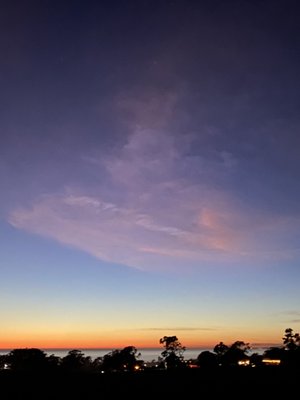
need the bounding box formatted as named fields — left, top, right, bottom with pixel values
left=47, top=354, right=61, bottom=371
left=60, top=350, right=92, bottom=372
left=91, top=356, right=103, bottom=371
left=282, top=328, right=300, bottom=351
left=282, top=328, right=300, bottom=367
left=214, top=342, right=229, bottom=358
left=101, top=346, right=141, bottom=372
left=213, top=342, right=229, bottom=366
left=118, top=346, right=141, bottom=371
left=223, top=341, right=250, bottom=366
left=263, top=346, right=284, bottom=360
left=159, top=336, right=186, bottom=369
left=213, top=341, right=250, bottom=366
left=197, top=351, right=218, bottom=368
left=6, top=348, right=49, bottom=372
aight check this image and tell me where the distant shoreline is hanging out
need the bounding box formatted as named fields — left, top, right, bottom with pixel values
left=0, top=343, right=281, bottom=351
left=0, top=345, right=279, bottom=362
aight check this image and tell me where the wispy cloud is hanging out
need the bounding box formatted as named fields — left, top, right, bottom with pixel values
left=278, top=310, right=300, bottom=317
left=7, top=91, right=300, bottom=271
left=275, top=311, right=300, bottom=325
left=8, top=190, right=232, bottom=271
left=138, top=327, right=217, bottom=332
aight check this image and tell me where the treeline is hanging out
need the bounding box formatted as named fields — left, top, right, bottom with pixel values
left=0, top=328, right=299, bottom=373
left=198, top=328, right=299, bottom=369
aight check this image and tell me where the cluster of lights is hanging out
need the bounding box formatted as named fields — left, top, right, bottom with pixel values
left=238, top=360, right=250, bottom=366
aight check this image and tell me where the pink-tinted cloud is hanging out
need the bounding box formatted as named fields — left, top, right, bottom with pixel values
left=7, top=92, right=300, bottom=271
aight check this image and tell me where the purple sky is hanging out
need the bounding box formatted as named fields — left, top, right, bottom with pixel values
left=1, top=0, right=300, bottom=348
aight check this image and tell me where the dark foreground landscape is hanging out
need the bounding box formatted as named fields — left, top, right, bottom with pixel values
left=1, top=367, right=299, bottom=400
left=1, top=330, right=300, bottom=399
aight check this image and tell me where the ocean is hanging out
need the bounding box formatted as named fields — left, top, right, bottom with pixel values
left=45, top=348, right=207, bottom=361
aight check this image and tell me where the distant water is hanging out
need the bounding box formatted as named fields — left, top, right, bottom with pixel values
left=45, top=348, right=207, bottom=361
left=45, top=348, right=208, bottom=361
left=0, top=347, right=267, bottom=361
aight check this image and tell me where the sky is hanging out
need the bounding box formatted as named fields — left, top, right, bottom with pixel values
left=1, top=0, right=300, bottom=350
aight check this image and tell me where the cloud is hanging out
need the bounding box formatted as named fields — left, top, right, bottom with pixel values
left=7, top=91, right=300, bottom=272
left=9, top=190, right=234, bottom=271
left=138, top=327, right=217, bottom=332
left=280, top=311, right=300, bottom=316
left=279, top=311, right=300, bottom=324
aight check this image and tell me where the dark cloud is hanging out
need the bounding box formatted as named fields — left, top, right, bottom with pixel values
left=139, top=327, right=217, bottom=332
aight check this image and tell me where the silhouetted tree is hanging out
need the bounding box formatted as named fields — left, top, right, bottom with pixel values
left=213, top=342, right=229, bottom=366
left=91, top=356, right=103, bottom=371
left=159, top=336, right=186, bottom=369
left=60, top=350, right=92, bottom=372
left=213, top=341, right=250, bottom=366
left=263, top=346, right=284, bottom=360
left=197, top=351, right=218, bottom=368
left=213, top=342, right=229, bottom=356
left=223, top=341, right=250, bottom=366
left=6, top=348, right=49, bottom=372
left=282, top=328, right=300, bottom=351
left=281, top=328, right=300, bottom=367
left=101, top=346, right=141, bottom=372
left=47, top=354, right=61, bottom=371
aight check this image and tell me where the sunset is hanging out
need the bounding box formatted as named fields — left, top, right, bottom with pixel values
left=1, top=0, right=300, bottom=377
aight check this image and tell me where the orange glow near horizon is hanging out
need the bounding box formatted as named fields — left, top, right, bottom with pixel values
left=0, top=318, right=284, bottom=351
left=0, top=330, right=282, bottom=350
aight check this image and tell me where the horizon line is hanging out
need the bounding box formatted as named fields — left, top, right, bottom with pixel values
left=0, top=342, right=282, bottom=351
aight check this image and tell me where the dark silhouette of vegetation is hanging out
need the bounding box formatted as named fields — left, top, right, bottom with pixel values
left=224, top=340, right=250, bottom=366
left=211, top=340, right=250, bottom=366
left=197, top=350, right=218, bottom=368
left=282, top=327, right=300, bottom=351
left=259, top=328, right=300, bottom=368
left=281, top=327, right=300, bottom=367
left=60, top=349, right=93, bottom=372
left=5, top=348, right=49, bottom=372
left=213, top=341, right=229, bottom=365
left=1, top=327, right=300, bottom=375
left=101, top=346, right=141, bottom=372
left=0, top=329, right=300, bottom=399
left=159, top=335, right=186, bottom=369
left=263, top=346, right=284, bottom=360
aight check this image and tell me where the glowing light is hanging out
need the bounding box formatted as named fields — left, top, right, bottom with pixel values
left=238, top=360, right=250, bottom=366
left=262, top=359, right=281, bottom=365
